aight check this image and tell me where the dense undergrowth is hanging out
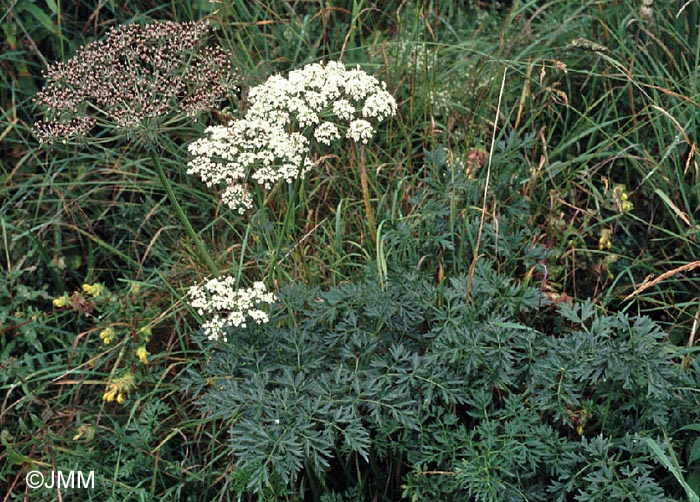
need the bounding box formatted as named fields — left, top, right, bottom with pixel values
left=1, top=0, right=699, bottom=500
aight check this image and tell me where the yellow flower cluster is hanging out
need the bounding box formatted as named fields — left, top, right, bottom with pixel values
left=99, top=327, right=114, bottom=345
left=82, top=283, right=105, bottom=298
left=103, top=371, right=136, bottom=405
left=598, top=228, right=613, bottom=250
left=139, top=325, right=152, bottom=342
left=73, top=424, right=96, bottom=442
left=612, top=184, right=633, bottom=213
left=53, top=293, right=70, bottom=308
left=136, top=346, right=149, bottom=365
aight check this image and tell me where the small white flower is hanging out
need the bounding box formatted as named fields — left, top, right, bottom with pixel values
left=297, top=107, right=320, bottom=128
left=347, top=119, right=374, bottom=143
left=332, top=99, right=356, bottom=121
left=314, top=122, right=341, bottom=145
left=188, top=276, right=275, bottom=341
left=221, top=184, right=253, bottom=214
left=303, top=90, right=326, bottom=109
left=362, top=91, right=397, bottom=121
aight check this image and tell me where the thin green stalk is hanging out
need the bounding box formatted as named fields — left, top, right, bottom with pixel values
left=466, top=66, right=507, bottom=302
left=357, top=143, right=377, bottom=242
left=269, top=174, right=303, bottom=280
left=150, top=152, right=219, bottom=276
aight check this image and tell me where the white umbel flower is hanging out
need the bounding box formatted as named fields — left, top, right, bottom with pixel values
left=246, top=61, right=396, bottom=130
left=347, top=119, right=374, bottom=143
left=314, top=122, right=341, bottom=145
left=188, top=276, right=275, bottom=341
left=362, top=91, right=396, bottom=121
left=186, top=61, right=397, bottom=211
left=332, top=99, right=356, bottom=121
left=221, top=184, right=253, bottom=214
left=187, top=119, right=312, bottom=209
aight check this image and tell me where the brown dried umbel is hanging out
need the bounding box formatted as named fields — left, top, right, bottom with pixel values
left=34, top=20, right=237, bottom=146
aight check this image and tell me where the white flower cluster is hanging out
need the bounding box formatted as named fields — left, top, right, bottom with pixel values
left=640, top=0, right=653, bottom=19
left=187, top=61, right=396, bottom=213
left=245, top=61, right=397, bottom=138
left=188, top=276, right=275, bottom=341
left=187, top=119, right=311, bottom=213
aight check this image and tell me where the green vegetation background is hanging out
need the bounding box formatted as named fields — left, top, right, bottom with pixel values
left=1, top=0, right=700, bottom=500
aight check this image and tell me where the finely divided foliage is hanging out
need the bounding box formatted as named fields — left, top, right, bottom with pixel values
left=188, top=264, right=695, bottom=500
left=186, top=61, right=397, bottom=213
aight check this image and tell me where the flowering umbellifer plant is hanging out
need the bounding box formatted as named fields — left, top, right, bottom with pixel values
left=185, top=62, right=396, bottom=340
left=34, top=20, right=236, bottom=147
left=186, top=61, right=397, bottom=214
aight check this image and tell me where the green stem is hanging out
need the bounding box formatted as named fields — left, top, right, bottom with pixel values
left=269, top=175, right=302, bottom=281
left=357, top=143, right=377, bottom=242
left=151, top=152, right=219, bottom=276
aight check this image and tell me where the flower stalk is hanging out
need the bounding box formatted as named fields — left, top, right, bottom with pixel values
left=151, top=152, right=219, bottom=276
left=357, top=144, right=376, bottom=242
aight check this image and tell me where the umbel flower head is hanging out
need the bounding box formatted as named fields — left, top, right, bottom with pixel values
left=34, top=20, right=237, bottom=147
left=188, top=276, right=276, bottom=342
left=186, top=61, right=396, bottom=213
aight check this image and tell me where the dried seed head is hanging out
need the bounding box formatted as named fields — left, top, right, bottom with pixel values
left=34, top=20, right=238, bottom=147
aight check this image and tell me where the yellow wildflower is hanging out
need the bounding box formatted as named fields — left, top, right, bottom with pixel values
left=53, top=294, right=70, bottom=308
left=598, top=229, right=613, bottom=250
left=612, top=184, right=634, bottom=213
left=82, top=283, right=105, bottom=298
left=128, top=281, right=141, bottom=295
left=99, top=327, right=114, bottom=345
left=73, top=424, right=95, bottom=442
left=73, top=424, right=96, bottom=441
left=103, top=371, right=136, bottom=404
left=136, top=346, right=149, bottom=365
